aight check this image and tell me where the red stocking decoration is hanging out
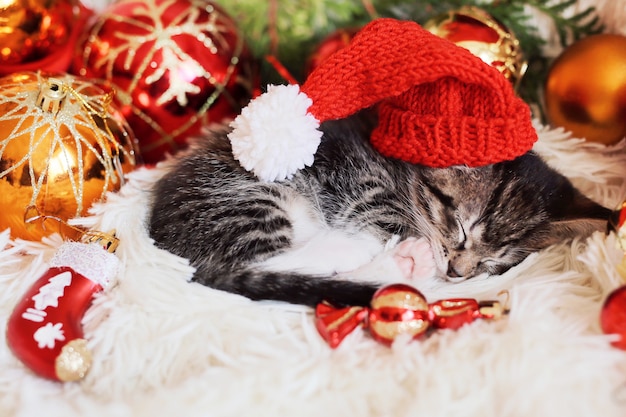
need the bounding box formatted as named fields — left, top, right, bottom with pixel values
left=6, top=235, right=119, bottom=382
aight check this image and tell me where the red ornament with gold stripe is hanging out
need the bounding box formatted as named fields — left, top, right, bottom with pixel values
left=367, top=284, right=431, bottom=345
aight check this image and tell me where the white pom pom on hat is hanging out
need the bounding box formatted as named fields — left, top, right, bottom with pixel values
left=229, top=84, right=321, bottom=182
left=227, top=18, right=537, bottom=182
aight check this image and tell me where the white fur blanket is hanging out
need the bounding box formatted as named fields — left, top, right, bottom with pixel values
left=3, top=0, right=626, bottom=413
left=2, top=121, right=626, bottom=417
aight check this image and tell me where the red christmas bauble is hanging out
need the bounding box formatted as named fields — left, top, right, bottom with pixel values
left=72, top=0, right=257, bottom=164
left=0, top=0, right=91, bottom=75
left=600, top=285, right=626, bottom=350
left=368, top=283, right=430, bottom=345
left=305, top=28, right=360, bottom=77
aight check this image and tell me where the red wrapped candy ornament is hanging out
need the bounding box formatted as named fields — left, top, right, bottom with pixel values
left=315, top=283, right=506, bottom=348
left=6, top=232, right=119, bottom=382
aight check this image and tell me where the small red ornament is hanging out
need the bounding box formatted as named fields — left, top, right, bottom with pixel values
left=0, top=0, right=92, bottom=75
left=72, top=0, right=258, bottom=164
left=315, top=283, right=506, bottom=348
left=600, top=286, right=626, bottom=350
left=305, top=28, right=360, bottom=77
left=6, top=234, right=119, bottom=382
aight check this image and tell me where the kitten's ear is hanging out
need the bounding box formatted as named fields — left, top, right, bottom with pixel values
left=537, top=191, right=612, bottom=248
left=538, top=218, right=608, bottom=248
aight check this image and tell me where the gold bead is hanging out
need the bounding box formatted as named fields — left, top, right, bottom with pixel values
left=55, top=339, right=93, bottom=382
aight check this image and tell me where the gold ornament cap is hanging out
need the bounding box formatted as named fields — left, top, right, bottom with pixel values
left=37, top=78, right=67, bottom=114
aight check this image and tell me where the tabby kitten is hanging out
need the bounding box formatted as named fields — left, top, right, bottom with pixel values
left=148, top=116, right=610, bottom=307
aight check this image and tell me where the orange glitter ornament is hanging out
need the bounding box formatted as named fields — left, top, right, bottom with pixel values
left=545, top=34, right=626, bottom=145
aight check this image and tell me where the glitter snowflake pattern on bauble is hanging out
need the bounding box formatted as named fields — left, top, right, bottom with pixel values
left=73, top=0, right=257, bottom=163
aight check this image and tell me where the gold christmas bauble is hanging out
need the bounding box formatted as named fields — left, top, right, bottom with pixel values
left=424, top=6, right=527, bottom=88
left=545, top=34, right=626, bottom=145
left=0, top=72, right=138, bottom=241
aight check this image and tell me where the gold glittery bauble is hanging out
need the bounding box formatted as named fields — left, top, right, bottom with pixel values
left=0, top=72, right=138, bottom=241
left=425, top=6, right=527, bottom=88
left=545, top=34, right=626, bottom=145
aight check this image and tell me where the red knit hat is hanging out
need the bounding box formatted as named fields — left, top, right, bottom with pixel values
left=228, top=18, right=537, bottom=182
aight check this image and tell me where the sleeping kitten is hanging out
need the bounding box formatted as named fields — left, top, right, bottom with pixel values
left=148, top=116, right=611, bottom=307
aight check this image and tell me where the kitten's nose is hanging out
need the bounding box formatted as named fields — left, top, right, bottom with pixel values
left=446, top=264, right=462, bottom=278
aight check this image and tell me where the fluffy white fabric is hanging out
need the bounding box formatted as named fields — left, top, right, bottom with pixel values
left=228, top=84, right=322, bottom=182
left=1, top=122, right=626, bottom=417
left=3, top=1, right=626, bottom=412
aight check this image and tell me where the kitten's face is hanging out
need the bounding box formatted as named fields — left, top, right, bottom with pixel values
left=429, top=209, right=537, bottom=282
left=414, top=159, right=608, bottom=282
left=424, top=196, right=539, bottom=282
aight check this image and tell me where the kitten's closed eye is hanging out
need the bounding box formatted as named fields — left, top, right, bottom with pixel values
left=444, top=251, right=511, bottom=281
left=441, top=218, right=529, bottom=280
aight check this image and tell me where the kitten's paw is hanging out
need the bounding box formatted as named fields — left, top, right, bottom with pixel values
left=392, top=237, right=436, bottom=281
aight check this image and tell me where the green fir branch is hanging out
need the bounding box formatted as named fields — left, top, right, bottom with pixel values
left=526, top=0, right=603, bottom=45
left=217, top=0, right=604, bottom=114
